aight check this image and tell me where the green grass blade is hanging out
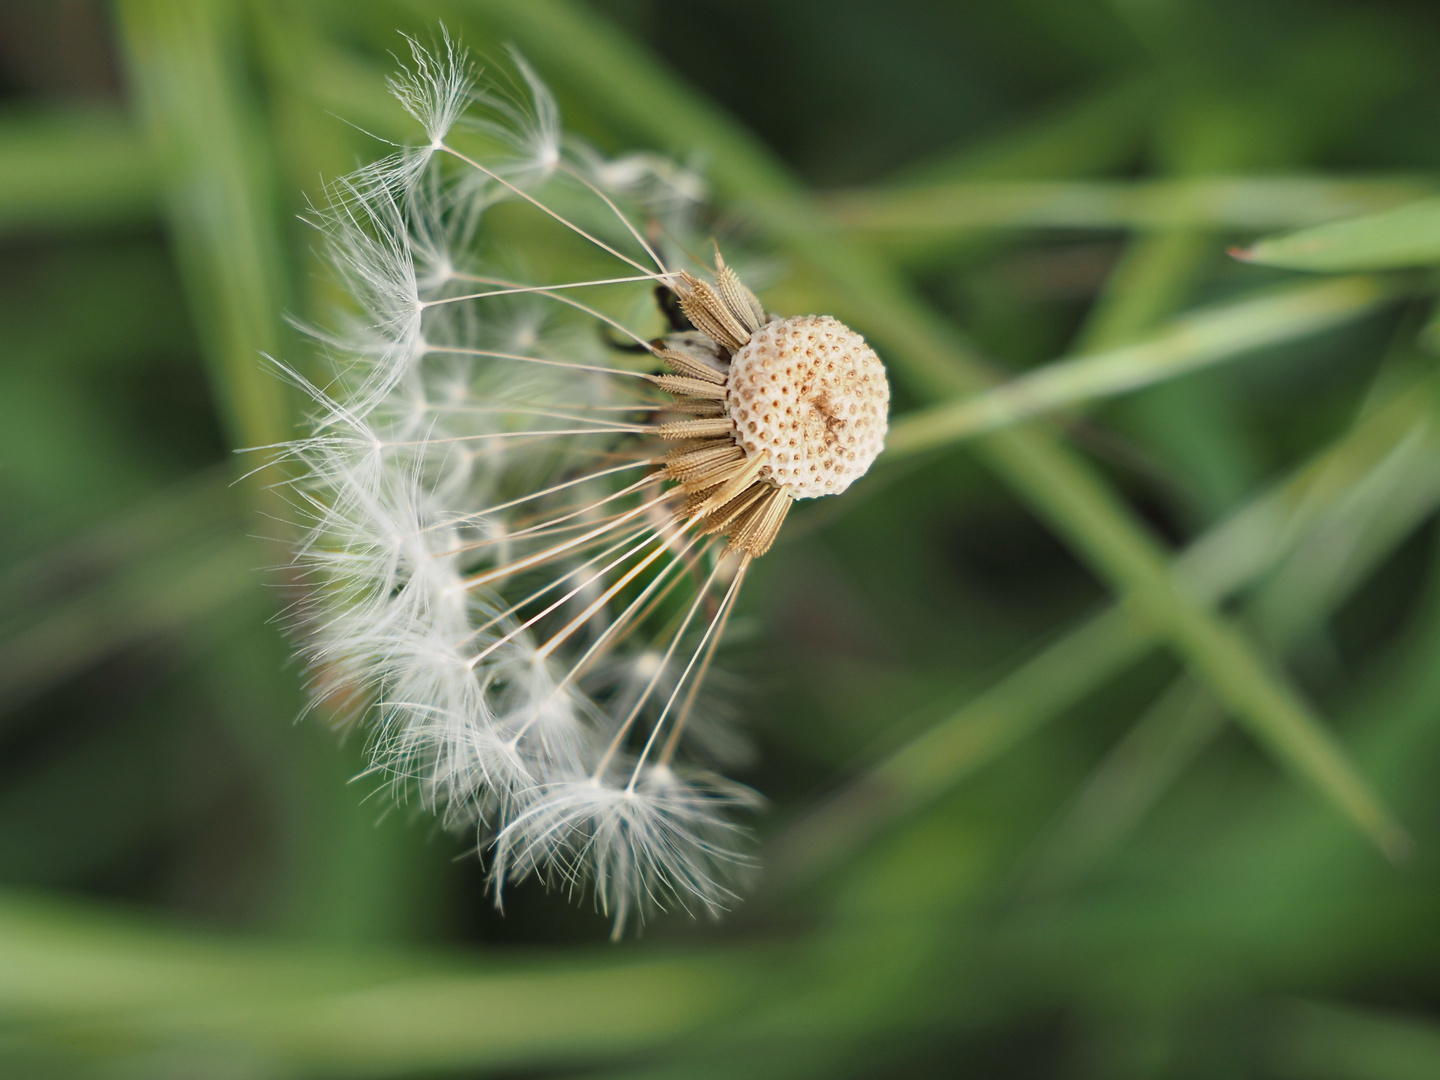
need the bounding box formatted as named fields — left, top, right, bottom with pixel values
left=886, top=276, right=1391, bottom=457
left=0, top=890, right=761, bottom=1073
left=0, top=242, right=193, bottom=372
left=0, top=107, right=157, bottom=232
left=1066, top=96, right=1263, bottom=520
left=1020, top=677, right=1227, bottom=895
left=1237, top=195, right=1440, bottom=271
left=773, top=377, right=1433, bottom=884
left=1252, top=419, right=1440, bottom=646
left=979, top=405, right=1410, bottom=860
left=1025, top=413, right=1440, bottom=890
left=823, top=175, right=1436, bottom=235
left=765, top=605, right=1153, bottom=891
left=0, top=537, right=255, bottom=716
left=893, top=78, right=1153, bottom=185
left=0, top=469, right=234, bottom=610
left=113, top=0, right=292, bottom=454
left=868, top=77, right=1154, bottom=268
left=1271, top=1001, right=1440, bottom=1080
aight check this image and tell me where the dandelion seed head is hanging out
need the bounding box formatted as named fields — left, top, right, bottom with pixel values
left=280, top=34, right=888, bottom=937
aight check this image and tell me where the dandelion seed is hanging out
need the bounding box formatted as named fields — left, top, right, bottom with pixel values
left=282, top=36, right=890, bottom=936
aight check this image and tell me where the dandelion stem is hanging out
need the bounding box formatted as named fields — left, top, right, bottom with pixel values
left=555, top=536, right=716, bottom=689
left=415, top=404, right=658, bottom=426
left=595, top=551, right=731, bottom=784
left=455, top=521, right=653, bottom=648
left=381, top=426, right=649, bottom=448
left=425, top=271, right=671, bottom=306
left=638, top=554, right=750, bottom=779
left=659, top=556, right=751, bottom=767
left=442, top=472, right=663, bottom=555
left=535, top=517, right=703, bottom=661
left=465, top=524, right=674, bottom=671
left=463, top=491, right=675, bottom=588
left=422, top=459, right=656, bottom=531
left=438, top=143, right=663, bottom=278
left=458, top=523, right=655, bottom=647
left=424, top=344, right=656, bottom=380
left=559, top=162, right=670, bottom=273
left=453, top=274, right=663, bottom=351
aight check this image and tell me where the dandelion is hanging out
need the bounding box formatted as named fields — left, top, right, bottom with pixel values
left=281, top=33, right=890, bottom=937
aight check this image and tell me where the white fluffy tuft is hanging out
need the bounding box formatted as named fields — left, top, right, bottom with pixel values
left=277, top=37, right=759, bottom=937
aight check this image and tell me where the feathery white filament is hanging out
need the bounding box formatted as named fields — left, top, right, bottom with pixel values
left=285, top=38, right=762, bottom=937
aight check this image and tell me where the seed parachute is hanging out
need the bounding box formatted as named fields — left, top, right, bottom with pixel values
left=276, top=33, right=889, bottom=937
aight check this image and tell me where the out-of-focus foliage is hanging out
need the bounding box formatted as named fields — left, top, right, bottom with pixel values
left=5, top=0, right=1440, bottom=1076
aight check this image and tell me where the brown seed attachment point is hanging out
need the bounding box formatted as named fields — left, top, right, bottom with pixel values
left=652, top=254, right=890, bottom=557
left=725, top=315, right=889, bottom=500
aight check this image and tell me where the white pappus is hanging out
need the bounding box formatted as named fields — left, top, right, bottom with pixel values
left=277, top=32, right=890, bottom=938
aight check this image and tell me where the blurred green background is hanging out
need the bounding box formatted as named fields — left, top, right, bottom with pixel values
left=7, top=0, right=1440, bottom=1076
